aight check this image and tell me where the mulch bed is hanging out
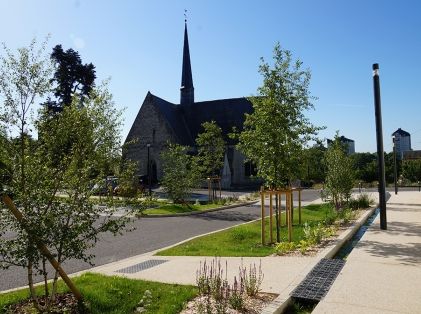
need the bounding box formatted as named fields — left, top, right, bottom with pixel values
left=180, top=292, right=278, bottom=314
left=4, top=293, right=82, bottom=314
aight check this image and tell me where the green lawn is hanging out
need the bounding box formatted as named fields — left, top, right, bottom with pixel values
left=0, top=273, right=197, bottom=314
left=142, top=203, right=221, bottom=215
left=156, top=203, right=334, bottom=257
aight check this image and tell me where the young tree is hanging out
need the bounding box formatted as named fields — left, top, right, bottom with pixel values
left=195, top=121, right=226, bottom=177
left=235, top=43, right=322, bottom=188
left=0, top=40, right=133, bottom=311
left=234, top=43, right=322, bottom=241
left=324, top=133, right=354, bottom=210
left=160, top=143, right=199, bottom=203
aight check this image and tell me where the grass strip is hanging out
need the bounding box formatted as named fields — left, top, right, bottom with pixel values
left=156, top=203, right=334, bottom=257
left=0, top=273, right=197, bottom=314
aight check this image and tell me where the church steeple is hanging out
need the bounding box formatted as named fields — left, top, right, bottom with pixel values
left=180, top=20, right=194, bottom=105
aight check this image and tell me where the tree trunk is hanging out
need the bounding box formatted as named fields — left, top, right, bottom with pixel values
left=28, top=260, right=42, bottom=312
left=42, top=257, right=51, bottom=310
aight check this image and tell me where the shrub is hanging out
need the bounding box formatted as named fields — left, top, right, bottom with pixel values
left=348, top=193, right=372, bottom=210
left=194, top=258, right=264, bottom=313
left=241, top=260, right=264, bottom=297
left=274, top=242, right=297, bottom=255
left=338, top=207, right=355, bottom=224
left=228, top=276, right=245, bottom=311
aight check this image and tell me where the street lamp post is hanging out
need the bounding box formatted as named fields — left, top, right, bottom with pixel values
left=372, top=63, right=387, bottom=230
left=147, top=143, right=151, bottom=195
left=393, top=136, right=398, bottom=195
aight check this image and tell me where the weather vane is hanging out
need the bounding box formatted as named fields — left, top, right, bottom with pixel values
left=184, top=9, right=187, bottom=23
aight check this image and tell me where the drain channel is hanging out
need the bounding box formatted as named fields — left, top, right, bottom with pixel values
left=290, top=258, right=345, bottom=302
left=290, top=207, right=380, bottom=307
left=116, top=259, right=168, bottom=274
left=334, top=207, right=380, bottom=259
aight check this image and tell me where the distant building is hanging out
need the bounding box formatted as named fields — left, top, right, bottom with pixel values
left=327, top=136, right=355, bottom=155
left=392, top=128, right=411, bottom=159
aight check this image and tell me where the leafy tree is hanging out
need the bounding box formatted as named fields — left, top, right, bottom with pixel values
left=0, top=40, right=132, bottom=311
left=302, top=142, right=327, bottom=184
left=402, top=159, right=421, bottom=183
left=195, top=121, right=225, bottom=177
left=324, top=133, right=354, bottom=210
left=44, top=44, right=96, bottom=112
left=350, top=152, right=377, bottom=183
left=234, top=43, right=322, bottom=242
left=235, top=43, right=322, bottom=188
left=161, top=143, right=199, bottom=203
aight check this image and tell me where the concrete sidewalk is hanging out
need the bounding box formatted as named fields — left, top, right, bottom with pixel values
left=313, top=191, right=421, bottom=314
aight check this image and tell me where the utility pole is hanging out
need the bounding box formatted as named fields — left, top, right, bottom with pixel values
left=372, top=63, right=387, bottom=230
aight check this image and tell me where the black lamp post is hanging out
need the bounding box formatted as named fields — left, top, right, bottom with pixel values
left=147, top=143, right=151, bottom=195
left=372, top=63, right=387, bottom=230
left=393, top=136, right=398, bottom=195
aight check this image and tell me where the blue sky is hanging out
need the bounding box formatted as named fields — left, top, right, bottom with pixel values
left=1, top=0, right=421, bottom=153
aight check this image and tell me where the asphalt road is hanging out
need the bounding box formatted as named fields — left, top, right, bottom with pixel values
left=0, top=189, right=321, bottom=291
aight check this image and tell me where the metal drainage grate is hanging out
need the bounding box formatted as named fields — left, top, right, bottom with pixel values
left=291, top=258, right=345, bottom=302
left=116, top=259, right=169, bottom=274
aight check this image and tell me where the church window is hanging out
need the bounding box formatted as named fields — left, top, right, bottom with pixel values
left=244, top=161, right=257, bottom=177
left=152, top=129, right=156, bottom=143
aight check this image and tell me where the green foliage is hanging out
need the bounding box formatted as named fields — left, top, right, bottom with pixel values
left=0, top=273, right=198, bottom=314
left=337, top=207, right=355, bottom=224
left=160, top=143, right=200, bottom=202
left=350, top=152, right=378, bottom=183
left=0, top=39, right=133, bottom=311
left=348, top=193, right=372, bottom=210
left=195, top=258, right=263, bottom=313
left=116, top=162, right=141, bottom=197
left=241, top=260, right=264, bottom=297
left=157, top=203, right=333, bottom=257
left=195, top=121, right=226, bottom=177
left=324, top=132, right=355, bottom=210
left=302, top=142, right=327, bottom=183
left=234, top=42, right=323, bottom=188
left=44, top=44, right=96, bottom=111
left=274, top=241, right=297, bottom=255
left=303, top=222, right=335, bottom=244
left=402, top=159, right=421, bottom=183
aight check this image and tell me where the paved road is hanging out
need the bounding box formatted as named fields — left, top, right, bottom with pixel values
left=0, top=189, right=320, bottom=291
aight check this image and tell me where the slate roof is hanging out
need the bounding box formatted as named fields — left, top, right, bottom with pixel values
left=150, top=93, right=253, bottom=146
left=392, top=128, right=410, bottom=137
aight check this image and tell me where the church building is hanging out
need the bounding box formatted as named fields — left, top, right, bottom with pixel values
left=124, top=22, right=257, bottom=188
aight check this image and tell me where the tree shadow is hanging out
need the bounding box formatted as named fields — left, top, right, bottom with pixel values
left=356, top=240, right=421, bottom=265
left=192, top=210, right=260, bottom=222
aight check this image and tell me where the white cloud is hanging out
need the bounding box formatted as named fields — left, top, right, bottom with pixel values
left=70, top=34, right=85, bottom=49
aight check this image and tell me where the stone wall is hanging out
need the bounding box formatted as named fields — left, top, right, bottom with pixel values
left=124, top=94, right=175, bottom=179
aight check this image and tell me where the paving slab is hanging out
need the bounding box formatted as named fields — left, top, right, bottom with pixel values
left=91, top=255, right=319, bottom=295
left=313, top=191, right=421, bottom=314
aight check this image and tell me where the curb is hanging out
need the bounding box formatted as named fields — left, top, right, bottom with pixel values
left=261, top=205, right=378, bottom=314
left=137, top=200, right=259, bottom=218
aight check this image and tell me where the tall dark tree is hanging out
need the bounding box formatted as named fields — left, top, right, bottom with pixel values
left=45, top=45, right=96, bottom=112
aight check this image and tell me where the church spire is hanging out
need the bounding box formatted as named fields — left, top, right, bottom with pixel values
left=180, top=18, right=194, bottom=105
